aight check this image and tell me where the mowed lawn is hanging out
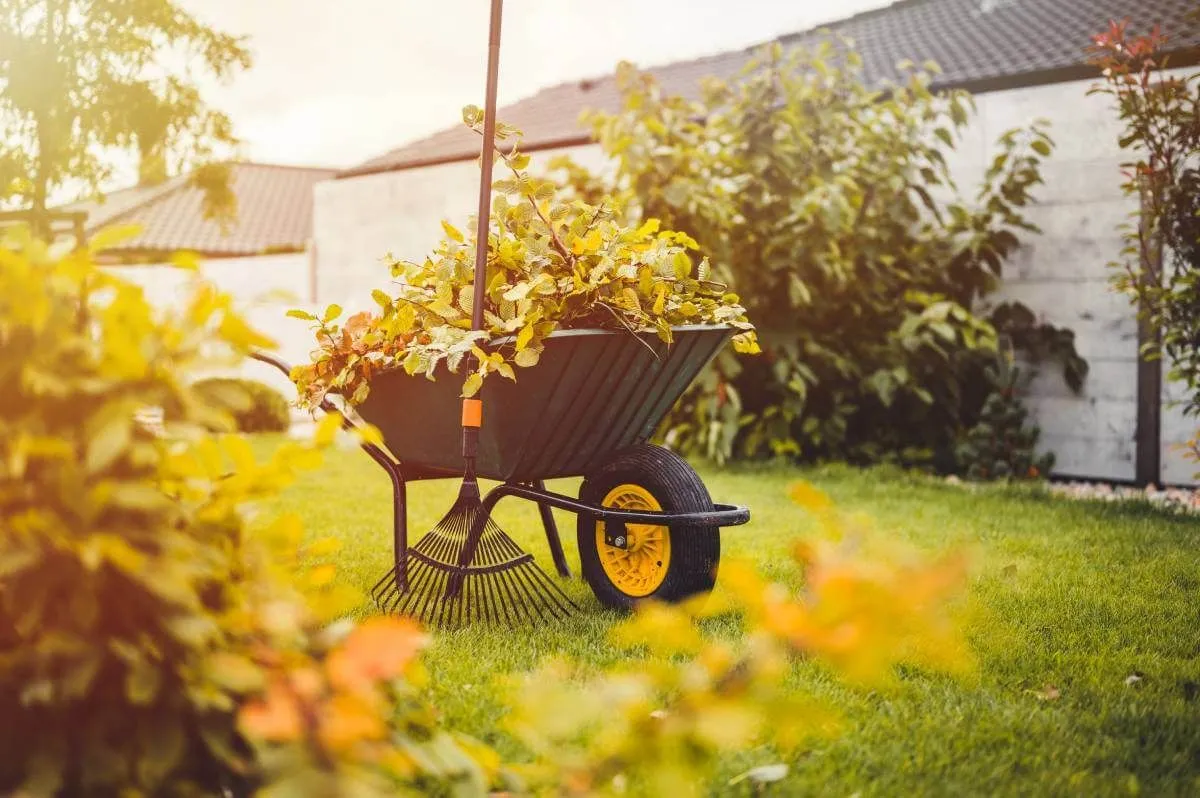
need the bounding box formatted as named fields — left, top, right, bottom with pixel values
left=253, top=436, right=1200, bottom=796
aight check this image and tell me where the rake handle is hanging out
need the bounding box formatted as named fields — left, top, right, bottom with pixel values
left=470, top=0, right=503, bottom=334
left=462, top=0, right=504, bottom=471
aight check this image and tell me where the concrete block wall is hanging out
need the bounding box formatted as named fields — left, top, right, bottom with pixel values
left=941, top=71, right=1195, bottom=483
left=312, top=75, right=1197, bottom=483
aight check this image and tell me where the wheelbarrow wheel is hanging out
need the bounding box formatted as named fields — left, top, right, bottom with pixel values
left=576, top=443, right=719, bottom=611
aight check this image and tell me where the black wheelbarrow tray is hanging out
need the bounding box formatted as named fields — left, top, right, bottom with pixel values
left=255, top=324, right=750, bottom=611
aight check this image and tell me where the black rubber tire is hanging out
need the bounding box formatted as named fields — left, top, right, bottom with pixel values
left=576, top=443, right=720, bottom=611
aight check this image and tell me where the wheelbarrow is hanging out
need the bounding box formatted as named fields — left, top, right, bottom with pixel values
left=253, top=0, right=749, bottom=625
left=253, top=323, right=750, bottom=622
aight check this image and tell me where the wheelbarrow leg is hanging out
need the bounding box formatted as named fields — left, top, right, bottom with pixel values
left=368, top=453, right=408, bottom=602
left=534, top=480, right=571, bottom=578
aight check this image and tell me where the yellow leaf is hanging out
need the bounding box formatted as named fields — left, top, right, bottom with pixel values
left=221, top=434, right=257, bottom=474
left=168, top=250, right=202, bottom=271
left=314, top=412, right=342, bottom=447
left=86, top=413, right=132, bottom=474
left=355, top=422, right=384, bottom=447
left=319, top=693, right=387, bottom=751
left=441, top=220, right=465, bottom=243
left=206, top=652, right=264, bottom=693
left=87, top=224, right=144, bottom=253
left=653, top=285, right=667, bottom=315
left=789, top=481, right=833, bottom=514
left=462, top=371, right=483, bottom=398
left=515, top=323, right=535, bottom=352
left=307, top=563, right=337, bottom=588
left=635, top=218, right=661, bottom=237
left=513, top=347, right=541, bottom=368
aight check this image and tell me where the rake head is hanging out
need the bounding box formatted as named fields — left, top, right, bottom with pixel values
left=370, top=487, right=577, bottom=627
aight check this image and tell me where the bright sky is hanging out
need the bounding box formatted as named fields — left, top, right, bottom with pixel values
left=180, top=0, right=890, bottom=170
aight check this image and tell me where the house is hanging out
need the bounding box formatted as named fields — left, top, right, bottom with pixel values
left=311, top=0, right=1200, bottom=483
left=73, top=161, right=336, bottom=398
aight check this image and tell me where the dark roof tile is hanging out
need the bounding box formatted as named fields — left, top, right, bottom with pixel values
left=343, top=0, right=1200, bottom=178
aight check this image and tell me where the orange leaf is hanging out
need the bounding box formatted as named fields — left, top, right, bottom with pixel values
left=326, top=617, right=427, bottom=694
left=318, top=692, right=387, bottom=751
left=239, top=680, right=303, bottom=742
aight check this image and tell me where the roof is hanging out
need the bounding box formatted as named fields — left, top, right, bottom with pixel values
left=343, top=0, right=1200, bottom=179
left=70, top=162, right=337, bottom=256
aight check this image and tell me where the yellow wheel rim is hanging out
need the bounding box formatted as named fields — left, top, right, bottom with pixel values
left=595, top=483, right=671, bottom=597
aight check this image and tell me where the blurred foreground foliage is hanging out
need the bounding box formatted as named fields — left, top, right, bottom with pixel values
left=0, top=231, right=968, bottom=796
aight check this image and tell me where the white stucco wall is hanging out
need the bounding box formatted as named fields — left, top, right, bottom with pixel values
left=311, top=145, right=610, bottom=313
left=312, top=73, right=1197, bottom=484
left=106, top=252, right=318, bottom=409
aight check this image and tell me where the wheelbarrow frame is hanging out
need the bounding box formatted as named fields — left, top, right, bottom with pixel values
left=251, top=336, right=748, bottom=594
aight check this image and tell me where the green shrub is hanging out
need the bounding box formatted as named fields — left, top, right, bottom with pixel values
left=0, top=231, right=489, bottom=796
left=192, top=376, right=291, bottom=433
left=556, top=40, right=1087, bottom=468
left=954, top=356, right=1054, bottom=480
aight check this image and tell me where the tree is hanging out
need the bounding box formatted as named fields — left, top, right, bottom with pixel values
left=1088, top=20, right=1200, bottom=414
left=0, top=0, right=251, bottom=236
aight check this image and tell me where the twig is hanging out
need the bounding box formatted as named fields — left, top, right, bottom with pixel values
left=596, top=301, right=660, bottom=360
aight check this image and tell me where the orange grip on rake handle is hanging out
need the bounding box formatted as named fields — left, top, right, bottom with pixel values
left=461, top=398, right=483, bottom=428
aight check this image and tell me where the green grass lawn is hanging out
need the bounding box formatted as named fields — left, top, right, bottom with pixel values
left=254, top=436, right=1200, bottom=796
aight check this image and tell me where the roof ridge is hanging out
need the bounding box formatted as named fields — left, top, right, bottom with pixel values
left=230, top=160, right=339, bottom=173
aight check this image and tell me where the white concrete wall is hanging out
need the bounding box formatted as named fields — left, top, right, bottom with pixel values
left=942, top=69, right=1195, bottom=483
left=313, top=76, right=1198, bottom=483
left=311, top=144, right=610, bottom=313
left=106, top=252, right=318, bottom=410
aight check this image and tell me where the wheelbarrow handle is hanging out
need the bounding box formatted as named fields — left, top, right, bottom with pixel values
left=249, top=350, right=342, bottom=419
left=249, top=350, right=292, bottom=378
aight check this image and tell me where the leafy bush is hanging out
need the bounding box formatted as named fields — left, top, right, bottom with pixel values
left=290, top=108, right=757, bottom=408
left=506, top=481, right=970, bottom=796
left=189, top=376, right=291, bottom=433
left=955, top=355, right=1055, bottom=481
left=555, top=41, right=1086, bottom=468
left=0, top=230, right=491, bottom=796
left=1089, top=21, right=1200, bottom=413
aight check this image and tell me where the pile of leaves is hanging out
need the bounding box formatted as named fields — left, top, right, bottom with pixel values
left=290, top=107, right=757, bottom=409
left=554, top=41, right=1086, bottom=471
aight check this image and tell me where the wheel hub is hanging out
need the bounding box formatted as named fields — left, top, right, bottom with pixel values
left=595, top=484, right=671, bottom=597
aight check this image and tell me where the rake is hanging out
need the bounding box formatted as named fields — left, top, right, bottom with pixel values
left=366, top=0, right=576, bottom=626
